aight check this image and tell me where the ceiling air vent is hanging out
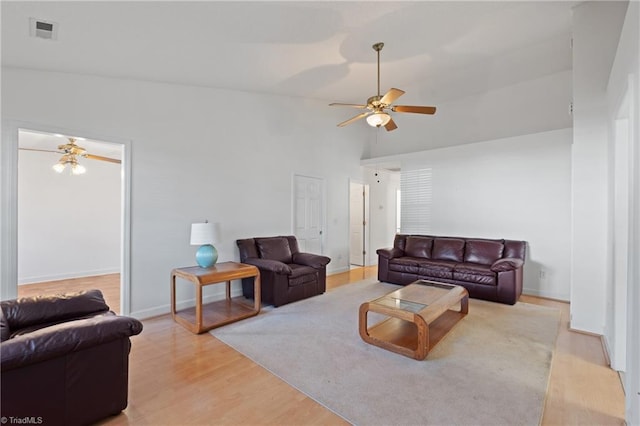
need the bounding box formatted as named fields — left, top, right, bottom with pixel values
left=29, top=18, right=58, bottom=40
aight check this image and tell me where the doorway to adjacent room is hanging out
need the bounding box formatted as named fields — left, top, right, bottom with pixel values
left=9, top=127, right=130, bottom=314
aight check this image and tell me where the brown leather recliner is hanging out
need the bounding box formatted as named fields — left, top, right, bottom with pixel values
left=0, top=289, right=143, bottom=426
left=237, top=236, right=331, bottom=307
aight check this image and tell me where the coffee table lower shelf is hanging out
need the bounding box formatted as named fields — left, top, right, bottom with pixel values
left=363, top=311, right=467, bottom=359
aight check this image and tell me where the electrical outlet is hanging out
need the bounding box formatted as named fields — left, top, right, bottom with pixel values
left=539, top=270, right=546, bottom=279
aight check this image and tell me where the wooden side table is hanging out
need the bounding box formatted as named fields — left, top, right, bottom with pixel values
left=171, top=261, right=261, bottom=334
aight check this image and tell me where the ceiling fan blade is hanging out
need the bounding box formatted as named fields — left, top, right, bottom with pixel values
left=329, top=102, right=368, bottom=109
left=84, top=153, right=122, bottom=164
left=393, top=105, right=437, bottom=115
left=337, top=112, right=370, bottom=127
left=19, top=147, right=61, bottom=154
left=384, top=118, right=398, bottom=132
left=380, top=88, right=405, bottom=105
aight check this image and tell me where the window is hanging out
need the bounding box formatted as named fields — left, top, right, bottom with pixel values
left=396, top=189, right=401, bottom=233
left=400, top=168, right=432, bottom=234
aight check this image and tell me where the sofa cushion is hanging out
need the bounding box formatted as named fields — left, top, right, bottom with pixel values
left=393, top=234, right=408, bottom=252
left=464, top=240, right=504, bottom=265
left=504, top=240, right=526, bottom=259
left=237, top=238, right=260, bottom=260
left=389, top=257, right=421, bottom=274
left=417, top=259, right=457, bottom=280
left=453, top=272, right=497, bottom=285
left=288, top=265, right=317, bottom=286
left=256, top=237, right=293, bottom=263
left=454, top=263, right=496, bottom=285
left=432, top=238, right=465, bottom=262
left=405, top=236, right=433, bottom=259
left=454, top=262, right=495, bottom=277
left=0, top=308, right=10, bottom=342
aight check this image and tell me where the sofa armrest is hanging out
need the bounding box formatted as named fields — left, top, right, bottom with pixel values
left=376, top=247, right=404, bottom=260
left=491, top=258, right=524, bottom=272
left=242, top=257, right=292, bottom=275
left=292, top=252, right=331, bottom=269
left=1, top=313, right=143, bottom=371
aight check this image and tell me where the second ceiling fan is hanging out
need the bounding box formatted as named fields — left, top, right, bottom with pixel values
left=20, top=137, right=121, bottom=175
left=330, top=42, right=436, bottom=131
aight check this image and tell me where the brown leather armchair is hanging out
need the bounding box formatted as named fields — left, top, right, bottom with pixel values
left=1, top=289, right=143, bottom=426
left=237, top=236, right=331, bottom=307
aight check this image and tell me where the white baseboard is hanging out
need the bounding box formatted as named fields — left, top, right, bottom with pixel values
left=522, top=287, right=569, bottom=302
left=327, top=265, right=350, bottom=275
left=601, top=334, right=613, bottom=368
left=131, top=282, right=244, bottom=320
left=18, top=268, right=120, bottom=285
left=131, top=267, right=360, bottom=320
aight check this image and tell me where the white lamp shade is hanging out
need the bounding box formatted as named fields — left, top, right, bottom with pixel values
left=366, top=112, right=391, bottom=127
left=190, top=222, right=219, bottom=245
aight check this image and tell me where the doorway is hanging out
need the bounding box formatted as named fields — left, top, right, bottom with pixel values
left=12, top=128, right=128, bottom=313
left=349, top=181, right=370, bottom=267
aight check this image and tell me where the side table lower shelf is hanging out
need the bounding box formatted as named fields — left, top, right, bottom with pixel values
left=171, top=262, right=261, bottom=334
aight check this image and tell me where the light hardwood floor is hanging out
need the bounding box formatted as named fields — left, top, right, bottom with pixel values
left=18, top=273, right=121, bottom=314
left=17, top=268, right=625, bottom=425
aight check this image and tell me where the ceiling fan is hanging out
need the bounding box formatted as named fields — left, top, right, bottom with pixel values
left=20, top=137, right=121, bottom=175
left=330, top=42, right=436, bottom=131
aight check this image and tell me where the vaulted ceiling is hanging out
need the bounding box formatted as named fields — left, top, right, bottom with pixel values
left=2, top=1, right=576, bottom=107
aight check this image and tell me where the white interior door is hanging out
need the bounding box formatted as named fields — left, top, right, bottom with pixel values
left=293, top=175, right=324, bottom=254
left=349, top=181, right=370, bottom=266
left=350, top=182, right=365, bottom=266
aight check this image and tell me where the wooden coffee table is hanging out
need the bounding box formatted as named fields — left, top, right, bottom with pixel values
left=359, top=280, right=469, bottom=360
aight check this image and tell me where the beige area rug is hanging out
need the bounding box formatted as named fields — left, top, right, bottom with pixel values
left=212, top=279, right=560, bottom=425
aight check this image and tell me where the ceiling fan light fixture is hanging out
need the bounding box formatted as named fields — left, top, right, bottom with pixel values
left=53, top=153, right=87, bottom=175
left=71, top=163, right=86, bottom=175
left=366, top=112, right=391, bottom=128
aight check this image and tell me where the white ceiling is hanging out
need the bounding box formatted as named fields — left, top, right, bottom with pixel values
left=2, top=1, right=577, bottom=109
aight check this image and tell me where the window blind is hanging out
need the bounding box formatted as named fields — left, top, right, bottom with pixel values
left=400, top=168, right=432, bottom=234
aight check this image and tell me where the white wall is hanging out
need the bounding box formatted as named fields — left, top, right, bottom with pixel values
left=364, top=128, right=573, bottom=300
left=1, top=68, right=366, bottom=317
left=570, top=1, right=628, bottom=334
left=17, top=148, right=121, bottom=283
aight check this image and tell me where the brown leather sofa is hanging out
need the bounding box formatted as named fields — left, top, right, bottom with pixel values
left=237, top=236, right=331, bottom=307
left=377, top=234, right=526, bottom=304
left=0, top=289, right=143, bottom=426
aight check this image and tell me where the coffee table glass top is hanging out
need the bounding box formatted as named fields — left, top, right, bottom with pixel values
left=374, top=297, right=426, bottom=313
left=372, top=280, right=459, bottom=314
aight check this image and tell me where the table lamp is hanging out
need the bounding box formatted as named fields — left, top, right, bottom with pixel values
left=190, top=221, right=219, bottom=268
